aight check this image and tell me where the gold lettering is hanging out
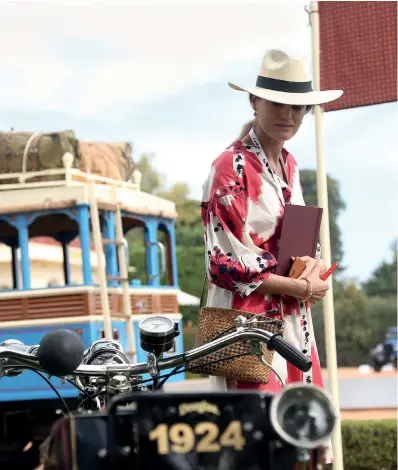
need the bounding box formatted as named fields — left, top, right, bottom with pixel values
left=149, top=421, right=246, bottom=455
left=169, top=423, right=195, bottom=454
left=196, top=422, right=221, bottom=452
left=219, top=420, right=246, bottom=451
left=149, top=423, right=169, bottom=455
left=178, top=400, right=221, bottom=417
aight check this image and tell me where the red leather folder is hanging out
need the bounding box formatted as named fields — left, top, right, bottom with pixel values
left=275, top=204, right=323, bottom=276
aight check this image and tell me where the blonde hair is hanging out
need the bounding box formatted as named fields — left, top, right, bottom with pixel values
left=231, top=94, right=255, bottom=144
left=231, top=94, right=313, bottom=145
left=231, top=119, right=254, bottom=145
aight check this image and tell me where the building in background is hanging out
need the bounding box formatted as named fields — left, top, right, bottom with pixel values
left=0, top=237, right=99, bottom=289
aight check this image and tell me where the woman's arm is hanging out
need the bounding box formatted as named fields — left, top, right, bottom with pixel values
left=255, top=259, right=330, bottom=303
left=255, top=274, right=308, bottom=298
left=201, top=152, right=327, bottom=303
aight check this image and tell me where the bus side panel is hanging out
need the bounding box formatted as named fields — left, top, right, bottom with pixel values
left=0, top=320, right=112, bottom=402
left=0, top=317, right=185, bottom=402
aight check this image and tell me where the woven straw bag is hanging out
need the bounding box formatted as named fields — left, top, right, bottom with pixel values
left=191, top=275, right=284, bottom=384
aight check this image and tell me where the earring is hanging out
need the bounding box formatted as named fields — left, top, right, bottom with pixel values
left=254, top=111, right=257, bottom=116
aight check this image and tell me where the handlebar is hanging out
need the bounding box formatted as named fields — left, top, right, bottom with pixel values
left=267, top=333, right=311, bottom=372
left=0, top=327, right=312, bottom=378
left=0, top=340, right=39, bottom=367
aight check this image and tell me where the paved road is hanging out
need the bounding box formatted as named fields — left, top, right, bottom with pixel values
left=324, top=376, right=397, bottom=409
left=165, top=375, right=397, bottom=409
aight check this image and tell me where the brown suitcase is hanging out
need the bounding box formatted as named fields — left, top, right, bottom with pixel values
left=78, top=141, right=134, bottom=181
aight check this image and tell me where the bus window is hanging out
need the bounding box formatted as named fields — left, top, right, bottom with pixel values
left=28, top=213, right=83, bottom=288
left=124, top=222, right=147, bottom=287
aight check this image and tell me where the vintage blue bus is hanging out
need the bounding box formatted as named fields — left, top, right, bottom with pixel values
left=0, top=154, right=185, bottom=448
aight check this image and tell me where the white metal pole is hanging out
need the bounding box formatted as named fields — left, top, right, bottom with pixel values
left=310, top=2, right=344, bottom=469
left=88, top=181, right=113, bottom=339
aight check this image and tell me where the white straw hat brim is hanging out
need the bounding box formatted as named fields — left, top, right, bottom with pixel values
left=228, top=82, right=343, bottom=106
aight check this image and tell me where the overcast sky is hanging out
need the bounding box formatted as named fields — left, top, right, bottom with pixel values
left=0, top=0, right=396, bottom=283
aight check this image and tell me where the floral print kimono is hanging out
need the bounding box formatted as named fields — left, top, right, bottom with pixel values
left=200, top=129, right=325, bottom=393
left=200, top=129, right=332, bottom=461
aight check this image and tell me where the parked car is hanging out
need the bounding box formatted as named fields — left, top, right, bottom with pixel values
left=370, top=327, right=398, bottom=372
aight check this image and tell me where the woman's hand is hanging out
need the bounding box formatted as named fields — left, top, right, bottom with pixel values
left=255, top=257, right=328, bottom=301
left=294, top=255, right=327, bottom=279
left=317, top=258, right=327, bottom=278
left=294, top=256, right=329, bottom=304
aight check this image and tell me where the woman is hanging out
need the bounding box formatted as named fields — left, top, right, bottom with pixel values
left=200, top=49, right=343, bottom=461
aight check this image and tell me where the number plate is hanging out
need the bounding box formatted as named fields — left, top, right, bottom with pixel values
left=133, top=392, right=274, bottom=469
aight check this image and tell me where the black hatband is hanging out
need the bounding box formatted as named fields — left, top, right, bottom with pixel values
left=256, top=76, right=313, bottom=93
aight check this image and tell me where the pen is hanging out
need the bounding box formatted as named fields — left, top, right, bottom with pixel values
left=321, top=262, right=338, bottom=281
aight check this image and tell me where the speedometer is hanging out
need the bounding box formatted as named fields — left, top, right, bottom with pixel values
left=139, top=316, right=175, bottom=336
left=139, top=316, right=178, bottom=356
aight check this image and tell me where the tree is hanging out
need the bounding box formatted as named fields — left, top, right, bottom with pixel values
left=365, top=295, right=397, bottom=344
left=176, top=200, right=202, bottom=228
left=157, top=182, right=191, bottom=205
left=312, top=272, right=397, bottom=367
left=312, top=281, right=373, bottom=366
left=300, top=170, right=346, bottom=267
left=134, top=153, right=165, bottom=194
left=362, top=240, right=397, bottom=297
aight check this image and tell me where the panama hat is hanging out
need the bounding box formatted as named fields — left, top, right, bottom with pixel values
left=228, top=49, right=343, bottom=105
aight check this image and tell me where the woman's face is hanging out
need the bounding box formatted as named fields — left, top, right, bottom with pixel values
left=253, top=97, right=307, bottom=141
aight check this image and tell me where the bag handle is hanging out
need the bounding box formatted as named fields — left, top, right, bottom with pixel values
left=199, top=272, right=208, bottom=309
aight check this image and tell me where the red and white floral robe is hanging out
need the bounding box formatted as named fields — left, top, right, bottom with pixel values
left=200, top=134, right=332, bottom=460
left=200, top=136, right=325, bottom=392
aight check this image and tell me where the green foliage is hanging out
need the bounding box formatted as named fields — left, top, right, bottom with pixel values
left=333, top=283, right=372, bottom=365
left=176, top=199, right=203, bottom=228
left=365, top=296, right=398, bottom=344
left=169, top=196, right=205, bottom=298
left=180, top=306, right=200, bottom=327
left=127, top=239, right=147, bottom=285
left=157, top=182, right=191, bottom=205
left=134, top=153, right=165, bottom=194
left=341, top=420, right=397, bottom=470
left=174, top=201, right=205, bottom=299
left=312, top=282, right=397, bottom=366
left=182, top=323, right=199, bottom=351
left=300, top=170, right=346, bottom=267
left=176, top=244, right=205, bottom=298
left=363, top=241, right=397, bottom=298
left=312, top=282, right=370, bottom=366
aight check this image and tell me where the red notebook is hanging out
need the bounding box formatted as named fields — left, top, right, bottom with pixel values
left=275, top=204, right=323, bottom=276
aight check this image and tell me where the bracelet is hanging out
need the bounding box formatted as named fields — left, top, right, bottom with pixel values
left=301, top=278, right=313, bottom=302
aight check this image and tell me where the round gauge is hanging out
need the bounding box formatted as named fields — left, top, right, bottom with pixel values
left=139, top=316, right=178, bottom=356
left=270, top=383, right=336, bottom=449
left=139, top=316, right=175, bottom=337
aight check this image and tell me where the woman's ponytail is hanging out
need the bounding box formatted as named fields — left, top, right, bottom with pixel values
left=231, top=119, right=254, bottom=145
left=230, top=94, right=256, bottom=145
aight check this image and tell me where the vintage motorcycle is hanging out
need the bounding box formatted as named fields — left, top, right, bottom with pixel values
left=0, top=313, right=336, bottom=470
